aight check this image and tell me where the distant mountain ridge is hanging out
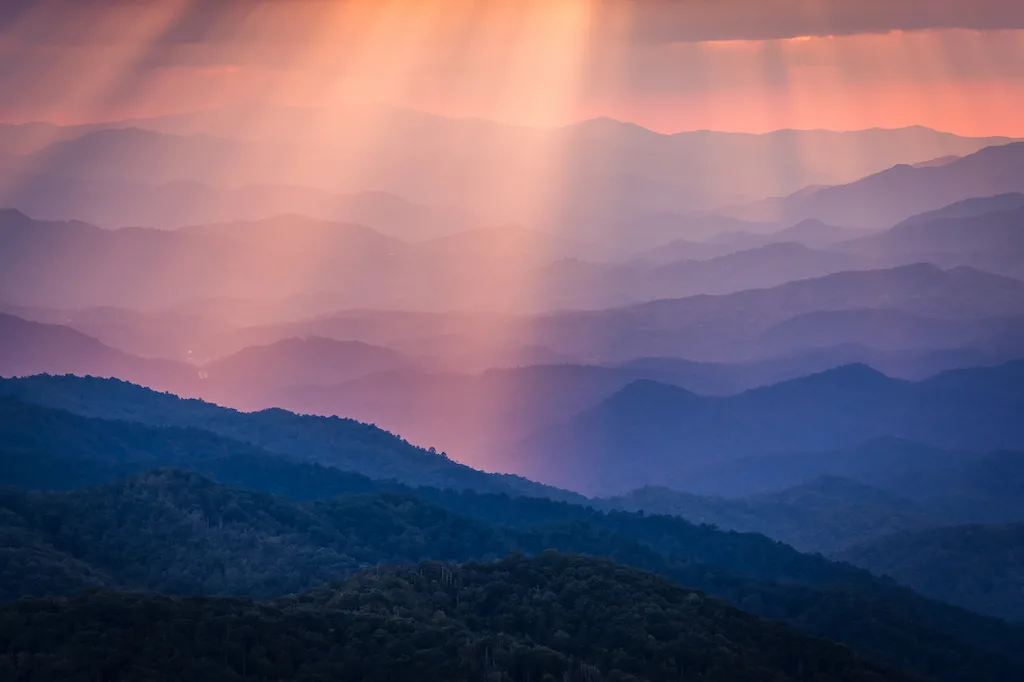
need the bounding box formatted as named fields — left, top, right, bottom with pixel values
left=3, top=109, right=1015, bottom=239
left=0, top=374, right=575, bottom=500
left=728, top=142, right=1024, bottom=227
left=517, top=361, right=1024, bottom=495
left=842, top=201, right=1024, bottom=278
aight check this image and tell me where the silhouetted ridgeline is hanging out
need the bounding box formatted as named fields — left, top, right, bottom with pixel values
left=518, top=361, right=1024, bottom=494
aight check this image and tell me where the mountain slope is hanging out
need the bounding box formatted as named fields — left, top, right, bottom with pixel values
left=2, top=402, right=1024, bottom=681
left=0, top=553, right=919, bottom=682
left=0, top=210, right=408, bottom=308
left=517, top=362, right=1024, bottom=495
left=0, top=468, right=1021, bottom=682
left=201, top=336, right=410, bottom=388
left=844, top=204, right=1024, bottom=278
left=0, top=376, right=574, bottom=500
left=526, top=264, right=1024, bottom=362
left=838, top=523, right=1024, bottom=622
left=602, top=477, right=937, bottom=554
left=0, top=313, right=195, bottom=390
left=729, top=142, right=1024, bottom=227
left=13, top=114, right=1012, bottom=228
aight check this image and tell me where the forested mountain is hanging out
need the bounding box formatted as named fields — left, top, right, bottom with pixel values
left=0, top=381, right=575, bottom=501
left=6, top=13, right=1024, bottom=682
left=837, top=523, right=1024, bottom=622
left=2, top=469, right=1023, bottom=682
left=2, top=398, right=1024, bottom=682
left=0, top=553, right=919, bottom=682
left=601, top=478, right=938, bottom=554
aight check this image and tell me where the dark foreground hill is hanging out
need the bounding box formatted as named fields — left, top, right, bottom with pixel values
left=0, top=553, right=916, bottom=682
left=1, top=401, right=1024, bottom=682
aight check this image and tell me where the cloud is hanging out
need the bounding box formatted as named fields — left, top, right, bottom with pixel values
left=618, top=0, right=1024, bottom=43
left=4, top=0, right=1024, bottom=47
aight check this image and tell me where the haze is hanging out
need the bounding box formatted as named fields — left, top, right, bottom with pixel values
left=2, top=5, right=1024, bottom=681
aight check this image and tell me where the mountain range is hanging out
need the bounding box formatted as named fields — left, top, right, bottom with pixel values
left=2, top=386, right=1024, bottom=682
left=516, top=361, right=1024, bottom=495
left=4, top=107, right=1015, bottom=236
left=6, top=86, right=1024, bottom=682
left=728, top=143, right=1024, bottom=227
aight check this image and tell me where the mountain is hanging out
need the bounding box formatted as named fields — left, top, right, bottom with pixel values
left=0, top=471, right=1020, bottom=682
left=7, top=202, right=1022, bottom=316
left=633, top=237, right=747, bottom=265
left=0, top=377, right=574, bottom=500
left=0, top=210, right=408, bottom=309
left=712, top=219, right=874, bottom=249
left=660, top=438, right=1024, bottom=525
left=503, top=241, right=868, bottom=310
left=524, top=264, right=1024, bottom=362
left=414, top=223, right=620, bottom=263
left=252, top=345, right=1006, bottom=467
left=893, top=192, right=1024, bottom=226
left=174, top=264, right=1024, bottom=366
left=602, top=477, right=937, bottom=554
left=756, top=309, right=1024, bottom=355
left=0, top=313, right=195, bottom=390
left=843, top=204, right=1024, bottom=278
left=3, top=399, right=1024, bottom=681
left=516, top=362, right=1024, bottom=495
left=0, top=121, right=99, bottom=156
left=0, top=552, right=919, bottom=682
left=642, top=242, right=865, bottom=297
left=728, top=142, right=1024, bottom=228
left=837, top=523, right=1024, bottom=622
left=0, top=170, right=477, bottom=236
left=0, top=304, right=237, bottom=362
left=6, top=114, right=1014, bottom=240
left=200, top=336, right=411, bottom=389
left=605, top=213, right=783, bottom=253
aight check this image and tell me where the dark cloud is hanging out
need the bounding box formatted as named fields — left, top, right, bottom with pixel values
left=619, top=0, right=1024, bottom=42
left=3, top=0, right=1024, bottom=46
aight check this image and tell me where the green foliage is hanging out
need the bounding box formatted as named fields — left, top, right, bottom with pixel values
left=0, top=553, right=915, bottom=682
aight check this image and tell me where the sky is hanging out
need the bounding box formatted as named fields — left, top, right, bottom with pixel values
left=1, top=0, right=1024, bottom=135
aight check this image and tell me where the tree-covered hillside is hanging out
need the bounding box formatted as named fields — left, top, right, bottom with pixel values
left=0, top=377, right=582, bottom=501
left=1, top=468, right=1022, bottom=682
left=3, top=381, right=1024, bottom=682
left=0, top=553, right=918, bottom=682
left=838, top=523, right=1024, bottom=622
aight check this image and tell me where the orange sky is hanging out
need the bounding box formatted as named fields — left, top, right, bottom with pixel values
left=1, top=1, right=1024, bottom=136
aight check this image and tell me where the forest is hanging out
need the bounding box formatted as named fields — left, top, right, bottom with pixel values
left=1, top=390, right=1024, bottom=682
left=1, top=553, right=919, bottom=682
